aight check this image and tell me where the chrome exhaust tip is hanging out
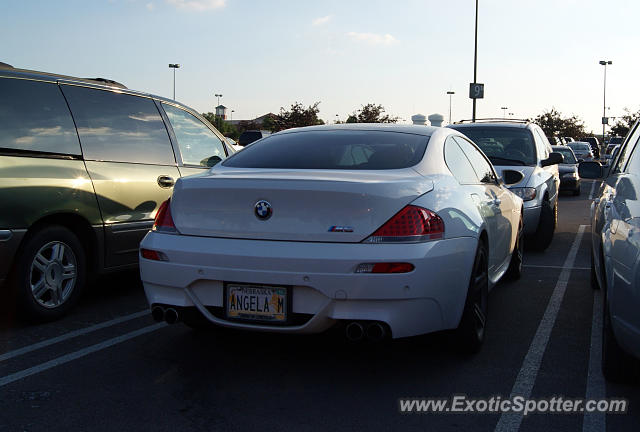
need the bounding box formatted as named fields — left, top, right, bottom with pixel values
left=164, top=308, right=179, bottom=325
left=345, top=322, right=364, bottom=341
left=151, top=306, right=165, bottom=322
left=365, top=322, right=387, bottom=342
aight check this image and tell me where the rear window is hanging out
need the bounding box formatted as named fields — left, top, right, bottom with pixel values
left=238, top=131, right=264, bottom=146
left=222, top=130, right=429, bottom=170
left=449, top=126, right=536, bottom=166
left=554, top=147, right=577, bottom=164
left=568, top=143, right=590, bottom=151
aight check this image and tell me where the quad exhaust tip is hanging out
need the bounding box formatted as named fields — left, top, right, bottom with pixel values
left=151, top=306, right=165, bottom=322
left=345, top=322, right=364, bottom=341
left=345, top=321, right=389, bottom=342
left=164, top=308, right=179, bottom=325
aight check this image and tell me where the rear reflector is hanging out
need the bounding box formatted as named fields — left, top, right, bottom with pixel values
left=140, top=248, right=168, bottom=261
left=363, top=205, right=444, bottom=243
left=153, top=199, right=177, bottom=233
left=355, top=262, right=415, bottom=273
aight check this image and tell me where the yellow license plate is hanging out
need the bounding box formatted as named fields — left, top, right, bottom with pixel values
left=226, top=284, right=287, bottom=322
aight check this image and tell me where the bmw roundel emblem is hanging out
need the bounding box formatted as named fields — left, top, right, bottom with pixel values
left=254, top=200, right=273, bottom=220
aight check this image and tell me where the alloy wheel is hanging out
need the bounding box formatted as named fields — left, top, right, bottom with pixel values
left=29, top=241, right=77, bottom=308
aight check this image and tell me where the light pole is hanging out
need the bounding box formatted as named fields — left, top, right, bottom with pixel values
left=231, top=110, right=235, bottom=121
left=168, top=64, right=180, bottom=100
left=215, top=93, right=223, bottom=107
left=501, top=106, right=508, bottom=118
left=472, top=0, right=478, bottom=122
left=447, top=91, right=455, bottom=124
left=599, top=60, right=612, bottom=144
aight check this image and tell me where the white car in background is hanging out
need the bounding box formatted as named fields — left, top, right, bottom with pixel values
left=140, top=124, right=523, bottom=353
left=568, top=141, right=594, bottom=161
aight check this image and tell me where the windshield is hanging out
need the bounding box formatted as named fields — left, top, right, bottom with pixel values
left=449, top=126, right=536, bottom=166
left=555, top=147, right=577, bottom=164
left=222, top=130, right=430, bottom=170
left=568, top=143, right=591, bottom=151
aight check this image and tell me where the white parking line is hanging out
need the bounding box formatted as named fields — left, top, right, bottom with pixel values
left=0, top=322, right=166, bottom=388
left=494, top=225, right=586, bottom=432
left=589, top=181, right=597, bottom=200
left=0, top=310, right=148, bottom=363
left=582, top=288, right=606, bottom=432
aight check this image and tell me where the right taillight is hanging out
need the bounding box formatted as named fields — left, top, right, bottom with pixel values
left=363, top=205, right=444, bottom=243
left=153, top=199, right=177, bottom=233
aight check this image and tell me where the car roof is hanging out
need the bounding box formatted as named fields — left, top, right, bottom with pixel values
left=276, top=123, right=437, bottom=137
left=448, top=121, right=530, bottom=130
left=0, top=64, right=178, bottom=106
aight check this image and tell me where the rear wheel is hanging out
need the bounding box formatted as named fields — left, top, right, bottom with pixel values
left=531, top=199, right=556, bottom=251
left=505, top=215, right=524, bottom=280
left=454, top=240, right=489, bottom=354
left=9, top=226, right=86, bottom=322
left=602, top=294, right=639, bottom=382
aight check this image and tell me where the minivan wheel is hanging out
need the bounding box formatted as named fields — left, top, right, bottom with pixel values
left=602, top=295, right=638, bottom=382
left=454, top=240, right=489, bottom=354
left=10, top=226, right=86, bottom=321
left=531, top=200, right=555, bottom=251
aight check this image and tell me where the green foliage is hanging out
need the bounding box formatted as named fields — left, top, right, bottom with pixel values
left=271, top=102, right=324, bottom=132
left=533, top=108, right=587, bottom=139
left=347, top=103, right=399, bottom=123
left=611, top=108, right=640, bottom=137
left=201, top=112, right=240, bottom=139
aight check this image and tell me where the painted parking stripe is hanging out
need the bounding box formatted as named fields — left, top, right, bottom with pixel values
left=523, top=264, right=591, bottom=270
left=494, top=225, right=586, bottom=432
left=589, top=181, right=597, bottom=200
left=582, top=288, right=606, bottom=432
left=0, top=310, right=148, bottom=363
left=0, top=322, right=166, bottom=388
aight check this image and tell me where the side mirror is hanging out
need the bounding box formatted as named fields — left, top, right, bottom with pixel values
left=578, top=161, right=604, bottom=179
left=502, top=169, right=525, bottom=186
left=541, top=152, right=564, bottom=167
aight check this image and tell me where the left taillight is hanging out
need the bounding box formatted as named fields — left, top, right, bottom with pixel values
left=153, top=199, right=177, bottom=233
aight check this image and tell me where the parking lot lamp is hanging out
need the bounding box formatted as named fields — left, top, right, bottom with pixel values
left=447, top=91, right=455, bottom=124
left=599, top=60, right=612, bottom=144
left=168, top=64, right=180, bottom=99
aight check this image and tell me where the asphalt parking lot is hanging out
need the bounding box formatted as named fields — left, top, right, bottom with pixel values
left=0, top=179, right=638, bottom=432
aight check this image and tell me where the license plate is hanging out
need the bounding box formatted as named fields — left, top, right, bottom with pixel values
left=226, top=284, right=287, bottom=322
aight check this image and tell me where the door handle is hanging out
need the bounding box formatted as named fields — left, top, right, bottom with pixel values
left=157, top=175, right=175, bottom=188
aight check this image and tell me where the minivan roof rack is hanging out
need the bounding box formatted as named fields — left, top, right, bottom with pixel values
left=0, top=62, right=14, bottom=68
left=454, top=118, right=530, bottom=124
left=83, top=77, right=127, bottom=89
left=0, top=64, right=128, bottom=89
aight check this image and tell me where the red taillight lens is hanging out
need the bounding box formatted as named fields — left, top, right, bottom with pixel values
left=140, top=248, right=168, bottom=261
left=153, top=199, right=177, bottom=233
left=364, top=205, right=444, bottom=243
left=355, top=262, right=415, bottom=273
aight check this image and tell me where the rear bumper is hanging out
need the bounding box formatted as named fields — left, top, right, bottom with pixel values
left=0, top=229, right=26, bottom=284
left=559, top=178, right=580, bottom=191
left=139, top=232, right=478, bottom=338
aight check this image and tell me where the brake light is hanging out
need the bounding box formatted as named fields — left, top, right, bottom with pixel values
left=140, top=248, right=168, bottom=261
left=153, top=199, right=177, bottom=233
left=363, top=205, right=444, bottom=243
left=355, top=262, right=415, bottom=273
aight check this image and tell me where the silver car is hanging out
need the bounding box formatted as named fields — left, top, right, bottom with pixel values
left=448, top=120, right=562, bottom=250
left=567, top=141, right=594, bottom=161
left=582, top=120, right=640, bottom=382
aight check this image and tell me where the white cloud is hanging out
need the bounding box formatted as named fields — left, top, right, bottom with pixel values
left=312, top=15, right=332, bottom=26
left=346, top=32, right=397, bottom=46
left=166, top=0, right=225, bottom=11
left=146, top=2, right=155, bottom=11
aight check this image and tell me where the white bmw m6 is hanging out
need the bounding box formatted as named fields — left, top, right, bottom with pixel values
left=140, top=124, right=523, bottom=352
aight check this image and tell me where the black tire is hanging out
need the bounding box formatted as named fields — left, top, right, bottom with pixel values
left=602, top=293, right=638, bottom=382
left=9, top=226, right=86, bottom=322
left=505, top=215, right=524, bottom=280
left=454, top=240, right=489, bottom=354
left=531, top=199, right=556, bottom=251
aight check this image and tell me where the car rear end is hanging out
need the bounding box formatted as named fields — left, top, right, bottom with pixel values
left=139, top=127, right=478, bottom=339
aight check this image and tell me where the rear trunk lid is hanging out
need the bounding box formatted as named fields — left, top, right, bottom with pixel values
left=170, top=169, right=433, bottom=242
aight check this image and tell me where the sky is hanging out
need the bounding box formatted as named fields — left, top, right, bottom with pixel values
left=2, top=0, right=639, bottom=133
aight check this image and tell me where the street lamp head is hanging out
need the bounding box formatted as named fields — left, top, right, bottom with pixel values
left=446, top=91, right=455, bottom=95
left=599, top=60, right=612, bottom=65
left=169, top=64, right=180, bottom=68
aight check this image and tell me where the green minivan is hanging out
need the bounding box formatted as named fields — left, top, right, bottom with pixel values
left=0, top=65, right=234, bottom=321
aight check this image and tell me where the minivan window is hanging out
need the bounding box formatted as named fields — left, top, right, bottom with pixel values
left=62, top=86, right=174, bottom=165
left=223, top=130, right=429, bottom=170
left=449, top=126, right=536, bottom=166
left=162, top=103, right=227, bottom=168
left=0, top=78, right=80, bottom=155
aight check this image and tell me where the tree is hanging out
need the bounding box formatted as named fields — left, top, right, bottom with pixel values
left=346, top=103, right=399, bottom=123
left=202, top=112, right=239, bottom=139
left=269, top=102, right=324, bottom=132
left=611, top=108, right=640, bottom=137
left=533, top=109, right=587, bottom=139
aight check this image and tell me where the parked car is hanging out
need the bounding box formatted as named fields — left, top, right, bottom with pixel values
left=0, top=65, right=234, bottom=321
left=567, top=141, right=594, bottom=161
left=448, top=120, right=561, bottom=250
left=582, top=136, right=601, bottom=159
left=608, top=136, right=624, bottom=146
left=563, top=137, right=575, bottom=143
left=581, top=119, right=640, bottom=382
left=552, top=145, right=581, bottom=195
left=140, top=124, right=524, bottom=352
left=237, top=130, right=271, bottom=147
left=602, top=144, right=621, bottom=166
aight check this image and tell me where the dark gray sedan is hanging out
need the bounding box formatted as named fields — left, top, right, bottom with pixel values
left=552, top=145, right=581, bottom=195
